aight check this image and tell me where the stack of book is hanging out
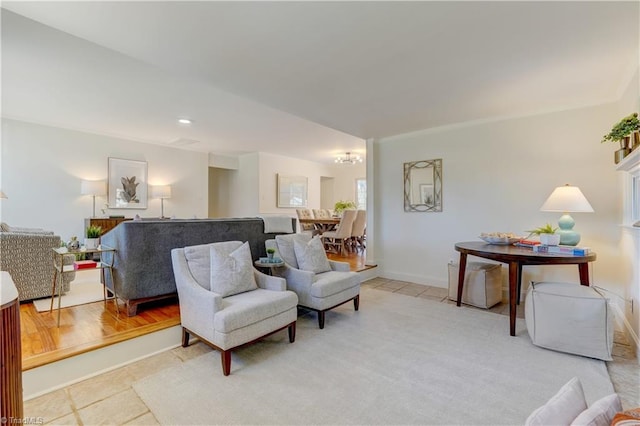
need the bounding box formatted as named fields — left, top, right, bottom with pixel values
left=513, top=239, right=540, bottom=248
left=532, top=245, right=591, bottom=256
left=74, top=260, right=98, bottom=270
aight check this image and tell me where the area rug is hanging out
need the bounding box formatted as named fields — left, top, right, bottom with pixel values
left=133, top=287, right=614, bottom=425
left=32, top=270, right=111, bottom=312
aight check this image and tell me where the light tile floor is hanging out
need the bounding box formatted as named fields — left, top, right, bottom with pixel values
left=24, top=279, right=639, bottom=425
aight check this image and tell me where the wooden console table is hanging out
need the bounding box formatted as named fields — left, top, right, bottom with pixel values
left=1, top=271, right=23, bottom=421
left=454, top=241, right=597, bottom=336
left=85, top=217, right=131, bottom=235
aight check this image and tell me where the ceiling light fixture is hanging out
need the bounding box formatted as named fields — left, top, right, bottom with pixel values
left=335, top=152, right=363, bottom=165
left=177, top=118, right=192, bottom=125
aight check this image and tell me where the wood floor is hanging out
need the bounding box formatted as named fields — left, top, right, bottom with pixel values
left=20, top=250, right=372, bottom=370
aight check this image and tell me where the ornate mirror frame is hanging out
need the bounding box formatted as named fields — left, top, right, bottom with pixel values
left=403, top=159, right=443, bottom=212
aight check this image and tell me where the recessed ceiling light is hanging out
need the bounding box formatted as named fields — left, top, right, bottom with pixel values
left=177, top=118, right=192, bottom=125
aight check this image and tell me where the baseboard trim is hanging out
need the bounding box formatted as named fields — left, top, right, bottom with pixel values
left=609, top=302, right=640, bottom=363
left=23, top=325, right=182, bottom=401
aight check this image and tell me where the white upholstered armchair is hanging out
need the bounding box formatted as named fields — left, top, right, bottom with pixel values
left=266, top=233, right=361, bottom=329
left=171, top=241, right=298, bottom=376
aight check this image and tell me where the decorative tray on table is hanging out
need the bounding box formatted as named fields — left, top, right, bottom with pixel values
left=478, top=233, right=522, bottom=245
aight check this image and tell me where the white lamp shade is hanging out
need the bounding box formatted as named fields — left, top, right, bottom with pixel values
left=540, top=185, right=594, bottom=213
left=0, top=191, right=7, bottom=199
left=80, top=180, right=107, bottom=196
left=151, top=185, right=172, bottom=199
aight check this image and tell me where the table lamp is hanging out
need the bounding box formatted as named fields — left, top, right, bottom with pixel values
left=151, top=185, right=172, bottom=218
left=540, top=184, right=594, bottom=246
left=81, top=180, right=107, bottom=218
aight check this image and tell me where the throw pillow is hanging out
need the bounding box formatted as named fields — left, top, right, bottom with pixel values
left=294, top=236, right=332, bottom=274
left=571, top=394, right=622, bottom=426
left=611, top=407, right=640, bottom=426
left=184, top=243, right=214, bottom=290
left=525, top=377, right=587, bottom=426
left=275, top=233, right=311, bottom=269
left=210, top=241, right=257, bottom=297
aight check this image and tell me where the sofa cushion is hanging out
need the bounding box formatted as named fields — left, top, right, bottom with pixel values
left=210, top=241, right=257, bottom=297
left=571, top=394, right=622, bottom=426
left=311, top=270, right=360, bottom=298
left=184, top=243, right=213, bottom=290
left=294, top=236, right=331, bottom=274
left=214, top=288, right=298, bottom=333
left=275, top=233, right=311, bottom=269
left=525, top=377, right=587, bottom=426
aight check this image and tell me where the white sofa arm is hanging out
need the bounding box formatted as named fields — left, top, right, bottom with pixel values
left=254, top=269, right=286, bottom=291
left=329, top=260, right=350, bottom=272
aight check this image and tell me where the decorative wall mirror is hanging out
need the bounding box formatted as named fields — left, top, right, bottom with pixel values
left=403, top=159, right=442, bottom=212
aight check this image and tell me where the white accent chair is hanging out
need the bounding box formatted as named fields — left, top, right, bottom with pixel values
left=322, top=209, right=357, bottom=255
left=266, top=233, right=361, bottom=329
left=171, top=241, right=298, bottom=376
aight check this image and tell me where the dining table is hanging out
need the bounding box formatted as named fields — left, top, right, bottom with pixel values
left=298, top=218, right=341, bottom=234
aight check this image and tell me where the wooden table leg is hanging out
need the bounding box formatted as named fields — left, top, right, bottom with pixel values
left=516, top=262, right=523, bottom=305
left=456, top=253, right=467, bottom=307
left=508, top=261, right=518, bottom=336
left=578, top=263, right=590, bottom=286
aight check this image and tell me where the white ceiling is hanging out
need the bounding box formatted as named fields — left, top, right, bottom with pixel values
left=2, top=1, right=638, bottom=164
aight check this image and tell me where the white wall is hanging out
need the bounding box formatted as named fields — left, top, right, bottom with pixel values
left=1, top=119, right=208, bottom=240
left=218, top=151, right=366, bottom=225
left=226, top=153, right=260, bottom=217
left=373, top=103, right=625, bottom=303
left=329, top=163, right=366, bottom=205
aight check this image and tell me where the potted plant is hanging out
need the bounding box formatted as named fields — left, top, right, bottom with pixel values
left=526, top=223, right=560, bottom=246
left=266, top=247, right=276, bottom=261
left=85, top=225, right=102, bottom=249
left=334, top=200, right=357, bottom=216
left=602, top=112, right=640, bottom=163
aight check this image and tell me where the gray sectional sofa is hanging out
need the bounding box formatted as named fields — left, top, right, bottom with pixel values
left=100, top=218, right=295, bottom=316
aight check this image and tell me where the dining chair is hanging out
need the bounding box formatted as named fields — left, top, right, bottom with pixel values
left=296, top=208, right=318, bottom=235
left=350, top=210, right=367, bottom=251
left=313, top=209, right=331, bottom=219
left=322, top=209, right=357, bottom=255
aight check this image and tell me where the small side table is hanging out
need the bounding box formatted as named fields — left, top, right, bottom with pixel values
left=51, top=245, right=117, bottom=326
left=254, top=260, right=284, bottom=276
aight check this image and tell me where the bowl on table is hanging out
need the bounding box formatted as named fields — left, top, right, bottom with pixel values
left=478, top=234, right=522, bottom=245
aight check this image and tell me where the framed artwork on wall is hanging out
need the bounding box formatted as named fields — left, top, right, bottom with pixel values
left=108, top=158, right=148, bottom=209
left=277, top=174, right=308, bottom=208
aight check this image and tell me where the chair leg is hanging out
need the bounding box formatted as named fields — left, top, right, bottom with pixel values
left=354, top=294, right=360, bottom=311
left=288, top=322, right=296, bottom=343
left=221, top=350, right=232, bottom=376
left=181, top=327, right=190, bottom=347
left=318, top=311, right=325, bottom=329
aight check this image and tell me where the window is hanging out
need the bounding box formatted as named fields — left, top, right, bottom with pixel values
left=356, top=178, right=366, bottom=210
